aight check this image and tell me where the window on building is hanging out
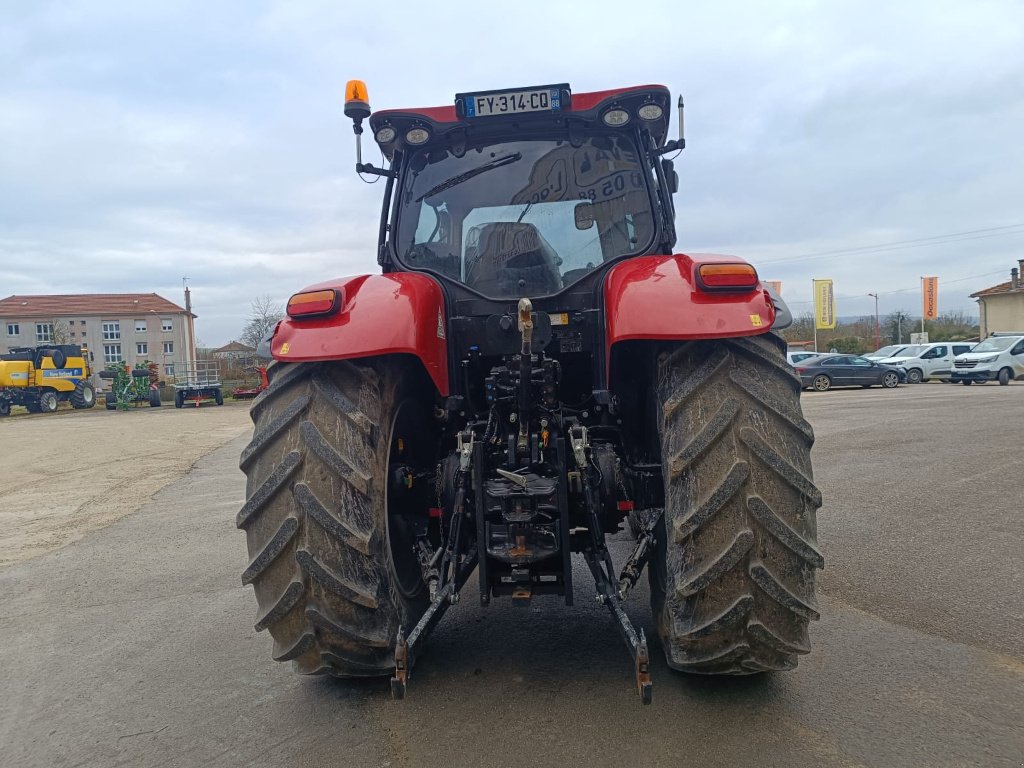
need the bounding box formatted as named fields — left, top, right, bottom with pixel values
left=164, top=364, right=175, bottom=377
left=102, top=321, right=120, bottom=340
left=6, top=323, right=18, bottom=336
left=135, top=320, right=147, bottom=333
left=80, top=320, right=86, bottom=325
left=163, top=341, right=174, bottom=355
left=161, top=318, right=173, bottom=332
left=104, top=344, right=122, bottom=363
left=137, top=342, right=148, bottom=356
left=36, top=323, right=53, bottom=343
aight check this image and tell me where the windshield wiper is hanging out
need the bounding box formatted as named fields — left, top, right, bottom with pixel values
left=415, top=152, right=522, bottom=202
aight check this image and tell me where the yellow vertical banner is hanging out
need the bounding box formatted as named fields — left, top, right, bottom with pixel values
left=813, top=279, right=836, bottom=329
left=765, top=280, right=782, bottom=295
left=922, top=276, right=939, bottom=320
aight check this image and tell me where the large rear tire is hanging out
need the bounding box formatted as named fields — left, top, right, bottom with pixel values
left=238, top=360, right=429, bottom=676
left=651, top=333, right=823, bottom=674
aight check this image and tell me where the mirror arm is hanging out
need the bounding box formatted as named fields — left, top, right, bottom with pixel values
left=357, top=162, right=397, bottom=178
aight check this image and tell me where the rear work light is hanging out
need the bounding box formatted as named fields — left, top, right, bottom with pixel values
left=287, top=289, right=341, bottom=318
left=696, top=263, right=759, bottom=291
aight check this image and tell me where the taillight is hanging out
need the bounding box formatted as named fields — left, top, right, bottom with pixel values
left=287, top=288, right=341, bottom=318
left=696, top=263, right=759, bottom=290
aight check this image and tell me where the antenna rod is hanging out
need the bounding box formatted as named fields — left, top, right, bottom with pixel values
left=677, top=96, right=686, bottom=149
left=353, top=119, right=364, bottom=168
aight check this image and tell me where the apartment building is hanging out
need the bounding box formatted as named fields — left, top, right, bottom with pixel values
left=0, top=293, right=195, bottom=376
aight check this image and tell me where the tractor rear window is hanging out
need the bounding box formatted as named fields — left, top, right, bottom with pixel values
left=395, top=135, right=656, bottom=298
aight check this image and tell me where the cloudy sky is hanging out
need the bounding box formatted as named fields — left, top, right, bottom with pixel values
left=2, top=0, right=1023, bottom=344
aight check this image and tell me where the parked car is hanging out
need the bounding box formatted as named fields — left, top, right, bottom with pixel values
left=877, top=342, right=975, bottom=383
left=950, top=333, right=1024, bottom=385
left=794, top=354, right=904, bottom=391
left=787, top=351, right=823, bottom=366
left=865, top=344, right=915, bottom=361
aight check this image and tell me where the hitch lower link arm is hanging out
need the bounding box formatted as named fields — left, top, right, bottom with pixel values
left=392, top=430, right=476, bottom=700
left=572, top=425, right=654, bottom=705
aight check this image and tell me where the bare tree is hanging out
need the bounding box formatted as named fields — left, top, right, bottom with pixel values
left=779, top=311, right=815, bottom=343
left=884, top=310, right=913, bottom=344
left=240, top=295, right=284, bottom=349
left=44, top=319, right=71, bottom=345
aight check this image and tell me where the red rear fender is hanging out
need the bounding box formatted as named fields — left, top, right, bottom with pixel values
left=271, top=273, right=448, bottom=395
left=605, top=253, right=775, bottom=354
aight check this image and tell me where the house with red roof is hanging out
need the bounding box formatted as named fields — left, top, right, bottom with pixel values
left=971, top=260, right=1024, bottom=338
left=0, top=293, right=195, bottom=377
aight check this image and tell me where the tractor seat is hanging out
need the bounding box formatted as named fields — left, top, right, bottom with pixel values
left=465, top=222, right=562, bottom=296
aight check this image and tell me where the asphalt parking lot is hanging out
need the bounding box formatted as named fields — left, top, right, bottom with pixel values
left=0, top=383, right=1021, bottom=767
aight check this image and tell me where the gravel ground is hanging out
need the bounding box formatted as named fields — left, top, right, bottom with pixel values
left=0, top=381, right=1021, bottom=767
left=0, top=403, right=251, bottom=567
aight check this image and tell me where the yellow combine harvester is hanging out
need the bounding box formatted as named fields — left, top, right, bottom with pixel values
left=0, top=344, right=96, bottom=416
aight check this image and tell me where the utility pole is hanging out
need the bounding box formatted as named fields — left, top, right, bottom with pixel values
left=182, top=277, right=196, bottom=376
left=868, top=293, right=880, bottom=350
left=812, top=279, right=818, bottom=352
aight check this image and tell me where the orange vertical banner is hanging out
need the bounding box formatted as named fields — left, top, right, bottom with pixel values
left=922, top=276, right=939, bottom=320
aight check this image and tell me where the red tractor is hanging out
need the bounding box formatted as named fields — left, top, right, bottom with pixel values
left=238, top=81, right=821, bottom=703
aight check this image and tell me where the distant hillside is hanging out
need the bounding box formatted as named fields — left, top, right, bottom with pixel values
left=835, top=314, right=978, bottom=324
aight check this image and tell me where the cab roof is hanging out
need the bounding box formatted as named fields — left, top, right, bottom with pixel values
left=368, top=84, right=672, bottom=160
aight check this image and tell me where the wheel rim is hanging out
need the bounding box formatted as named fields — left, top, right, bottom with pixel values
left=83, top=386, right=94, bottom=405
left=883, top=373, right=898, bottom=387
left=908, top=370, right=921, bottom=383
left=813, top=376, right=830, bottom=391
left=42, top=393, right=57, bottom=412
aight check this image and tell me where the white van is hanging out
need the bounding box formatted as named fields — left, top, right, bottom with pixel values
left=865, top=344, right=914, bottom=361
left=878, top=342, right=975, bottom=383
left=950, top=333, right=1024, bottom=386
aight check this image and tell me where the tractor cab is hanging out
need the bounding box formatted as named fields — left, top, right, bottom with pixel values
left=349, top=82, right=682, bottom=302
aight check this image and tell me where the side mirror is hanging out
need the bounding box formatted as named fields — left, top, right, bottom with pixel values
left=574, top=202, right=595, bottom=230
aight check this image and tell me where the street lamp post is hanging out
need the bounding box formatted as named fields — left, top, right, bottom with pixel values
left=868, top=293, right=880, bottom=350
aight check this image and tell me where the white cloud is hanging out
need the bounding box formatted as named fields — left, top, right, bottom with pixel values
left=2, top=0, right=1023, bottom=341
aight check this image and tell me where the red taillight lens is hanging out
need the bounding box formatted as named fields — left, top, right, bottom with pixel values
left=287, top=288, right=340, bottom=318
left=697, top=263, right=759, bottom=290
left=794, top=367, right=807, bottom=374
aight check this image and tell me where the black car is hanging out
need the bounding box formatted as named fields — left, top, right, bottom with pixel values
left=793, top=354, right=904, bottom=391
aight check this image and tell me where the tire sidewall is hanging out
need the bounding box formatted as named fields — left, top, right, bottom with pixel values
left=40, top=390, right=58, bottom=412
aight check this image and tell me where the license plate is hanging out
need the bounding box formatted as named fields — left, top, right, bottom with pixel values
left=462, top=87, right=564, bottom=118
